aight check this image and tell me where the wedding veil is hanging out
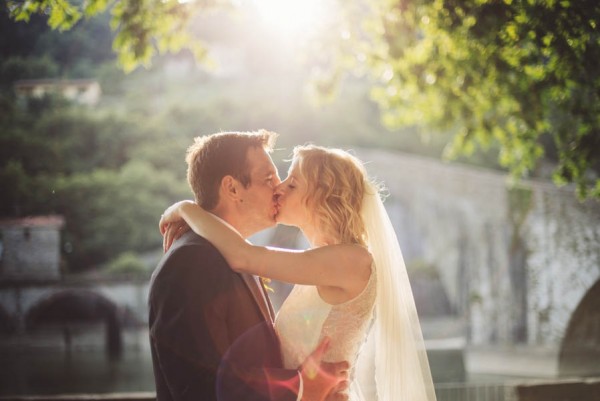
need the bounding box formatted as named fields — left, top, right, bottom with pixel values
left=361, top=182, right=437, bottom=401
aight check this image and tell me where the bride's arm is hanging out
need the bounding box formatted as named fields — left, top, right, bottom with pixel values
left=160, top=201, right=372, bottom=290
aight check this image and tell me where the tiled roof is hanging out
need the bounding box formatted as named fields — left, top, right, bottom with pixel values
left=0, top=215, right=65, bottom=228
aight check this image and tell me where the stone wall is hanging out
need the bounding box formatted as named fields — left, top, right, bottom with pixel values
left=355, top=148, right=600, bottom=347
left=0, top=222, right=63, bottom=281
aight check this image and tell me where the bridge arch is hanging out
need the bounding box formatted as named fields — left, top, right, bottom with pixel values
left=25, top=289, right=123, bottom=357
left=558, top=278, right=600, bottom=377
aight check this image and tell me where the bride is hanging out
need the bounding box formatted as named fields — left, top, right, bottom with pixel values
left=160, top=144, right=437, bottom=401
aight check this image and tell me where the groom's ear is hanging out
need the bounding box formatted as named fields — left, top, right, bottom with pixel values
left=220, top=175, right=242, bottom=202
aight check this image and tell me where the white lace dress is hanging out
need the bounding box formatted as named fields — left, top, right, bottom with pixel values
left=275, top=268, right=377, bottom=401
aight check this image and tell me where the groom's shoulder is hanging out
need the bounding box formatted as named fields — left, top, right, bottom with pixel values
left=150, top=231, right=230, bottom=290
left=164, top=230, right=222, bottom=260
left=155, top=231, right=227, bottom=274
left=176, top=230, right=210, bottom=247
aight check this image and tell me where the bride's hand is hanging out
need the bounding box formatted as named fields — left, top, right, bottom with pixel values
left=159, top=200, right=194, bottom=252
left=300, top=337, right=349, bottom=401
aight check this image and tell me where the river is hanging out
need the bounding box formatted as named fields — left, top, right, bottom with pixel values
left=0, top=326, right=155, bottom=396
left=0, top=323, right=543, bottom=397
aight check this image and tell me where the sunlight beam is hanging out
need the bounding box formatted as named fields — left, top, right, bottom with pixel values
left=249, top=0, right=332, bottom=40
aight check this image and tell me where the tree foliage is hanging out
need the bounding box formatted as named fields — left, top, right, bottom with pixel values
left=107, top=251, right=147, bottom=275
left=335, top=0, right=600, bottom=198
left=0, top=98, right=190, bottom=270
left=5, top=0, right=221, bottom=71
left=6, top=0, right=599, bottom=199
left=52, top=160, right=188, bottom=268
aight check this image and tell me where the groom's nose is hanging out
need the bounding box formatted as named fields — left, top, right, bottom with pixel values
left=274, top=181, right=284, bottom=195
left=270, top=173, right=281, bottom=189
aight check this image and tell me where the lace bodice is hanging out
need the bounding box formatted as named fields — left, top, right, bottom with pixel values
left=275, top=267, right=376, bottom=373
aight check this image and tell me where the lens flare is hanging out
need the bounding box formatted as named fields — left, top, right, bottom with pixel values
left=250, top=0, right=332, bottom=40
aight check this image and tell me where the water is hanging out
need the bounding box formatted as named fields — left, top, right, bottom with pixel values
left=0, top=326, right=155, bottom=396
left=0, top=324, right=543, bottom=397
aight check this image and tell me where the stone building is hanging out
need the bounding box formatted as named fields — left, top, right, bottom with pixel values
left=14, top=79, right=101, bottom=106
left=0, top=215, right=65, bottom=281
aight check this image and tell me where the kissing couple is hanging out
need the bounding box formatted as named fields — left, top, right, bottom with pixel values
left=149, top=130, right=437, bottom=401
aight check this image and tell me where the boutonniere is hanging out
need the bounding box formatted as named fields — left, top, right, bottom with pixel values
left=261, top=277, right=274, bottom=293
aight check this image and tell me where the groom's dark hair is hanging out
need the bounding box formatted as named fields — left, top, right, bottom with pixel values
left=186, top=130, right=278, bottom=210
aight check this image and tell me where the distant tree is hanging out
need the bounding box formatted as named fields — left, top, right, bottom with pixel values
left=0, top=102, right=189, bottom=270
left=54, top=161, right=188, bottom=269
left=0, top=106, right=139, bottom=179
left=0, top=56, right=60, bottom=88
left=106, top=251, right=147, bottom=276
left=0, top=5, right=115, bottom=77
left=0, top=4, right=48, bottom=58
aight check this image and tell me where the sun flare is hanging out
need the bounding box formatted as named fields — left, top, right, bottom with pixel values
left=250, top=0, right=332, bottom=39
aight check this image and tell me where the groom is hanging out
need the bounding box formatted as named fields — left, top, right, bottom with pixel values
left=149, top=130, right=348, bottom=401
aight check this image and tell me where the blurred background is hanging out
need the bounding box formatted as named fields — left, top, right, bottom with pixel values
left=0, top=0, right=598, bottom=400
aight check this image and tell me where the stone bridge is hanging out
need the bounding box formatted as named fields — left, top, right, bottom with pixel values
left=355, top=148, right=600, bottom=376
left=0, top=276, right=149, bottom=355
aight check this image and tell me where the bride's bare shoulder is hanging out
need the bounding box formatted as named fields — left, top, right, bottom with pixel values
left=319, top=244, right=372, bottom=302
left=335, top=244, right=373, bottom=279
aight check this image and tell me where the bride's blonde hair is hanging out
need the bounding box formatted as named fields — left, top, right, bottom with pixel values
left=293, top=145, right=371, bottom=246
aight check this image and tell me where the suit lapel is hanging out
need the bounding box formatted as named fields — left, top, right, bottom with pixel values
left=240, top=273, right=273, bottom=323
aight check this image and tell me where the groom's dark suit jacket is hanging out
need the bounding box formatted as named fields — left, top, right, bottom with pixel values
left=148, top=231, right=298, bottom=401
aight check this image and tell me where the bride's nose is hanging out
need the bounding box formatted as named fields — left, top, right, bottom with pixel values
left=274, top=182, right=286, bottom=196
